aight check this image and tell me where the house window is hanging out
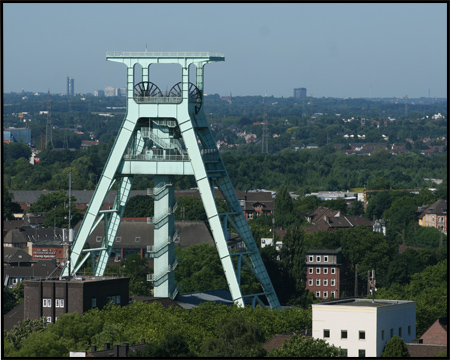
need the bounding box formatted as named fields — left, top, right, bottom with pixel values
left=342, top=349, right=347, bottom=356
left=309, top=255, right=314, bottom=262
left=324, top=268, right=328, bottom=274
left=43, top=298, right=51, bottom=307
left=359, top=331, right=365, bottom=340
left=324, top=279, right=328, bottom=286
left=331, top=267, right=336, bottom=274
left=96, top=236, right=102, bottom=242
left=316, top=255, right=321, bottom=262
left=408, top=326, right=411, bottom=336
left=92, top=298, right=97, bottom=308
left=55, top=299, right=64, bottom=308
left=331, top=291, right=336, bottom=298
left=308, top=279, right=313, bottom=286
left=316, top=267, right=321, bottom=274
left=323, top=291, right=328, bottom=298
left=390, top=328, right=394, bottom=338
left=323, top=329, right=330, bottom=338
left=324, top=255, right=328, bottom=262
left=309, top=267, right=313, bottom=274
left=398, top=327, right=402, bottom=337
left=116, top=237, right=121, bottom=242
left=316, top=291, right=320, bottom=297
left=358, top=349, right=366, bottom=357
left=331, top=279, right=335, bottom=286
left=135, top=237, right=140, bottom=242
left=248, top=212, right=253, bottom=219
left=381, top=330, right=385, bottom=340
left=341, top=330, right=348, bottom=339
left=316, top=279, right=321, bottom=286
left=46, top=316, right=52, bottom=323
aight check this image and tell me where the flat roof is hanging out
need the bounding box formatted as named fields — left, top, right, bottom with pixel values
left=317, top=299, right=414, bottom=307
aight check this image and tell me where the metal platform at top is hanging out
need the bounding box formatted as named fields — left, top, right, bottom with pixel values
left=106, top=51, right=225, bottom=61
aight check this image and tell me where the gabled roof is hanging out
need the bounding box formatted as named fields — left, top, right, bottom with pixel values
left=3, top=246, right=33, bottom=264
left=421, top=199, right=447, bottom=216
left=76, top=220, right=214, bottom=249
left=406, top=344, right=447, bottom=358
left=3, top=302, right=24, bottom=333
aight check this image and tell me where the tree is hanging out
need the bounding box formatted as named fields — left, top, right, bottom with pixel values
left=4, top=317, right=48, bottom=350
left=123, top=195, right=154, bottom=218
left=130, top=332, right=195, bottom=357
left=29, top=190, right=82, bottom=228
left=175, top=244, right=227, bottom=293
left=119, top=254, right=153, bottom=296
left=267, top=334, right=346, bottom=357
left=381, top=336, right=410, bottom=357
left=279, top=226, right=311, bottom=306
left=199, top=315, right=267, bottom=357
left=275, top=186, right=296, bottom=227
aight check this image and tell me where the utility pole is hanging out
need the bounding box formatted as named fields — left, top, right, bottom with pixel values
left=46, top=90, right=53, bottom=148
left=261, top=90, right=269, bottom=154
left=354, top=263, right=358, bottom=297
left=368, top=269, right=376, bottom=302
left=68, top=171, right=72, bottom=280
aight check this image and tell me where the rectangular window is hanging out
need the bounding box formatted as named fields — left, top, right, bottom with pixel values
left=309, top=255, right=314, bottom=262
left=96, top=236, right=102, bottom=242
left=359, top=331, right=365, bottom=340
left=390, top=328, right=394, bottom=338
left=46, top=316, right=52, bottom=323
left=309, top=267, right=313, bottom=274
left=116, top=237, right=121, bottom=242
left=381, top=330, right=385, bottom=340
left=92, top=298, right=97, bottom=308
left=324, top=255, right=328, bottom=262
left=324, top=267, right=328, bottom=274
left=331, top=279, right=335, bottom=286
left=135, top=237, right=140, bottom=242
left=323, top=329, right=330, bottom=338
left=341, top=330, right=348, bottom=339
left=43, top=298, right=51, bottom=307
left=316, top=267, right=321, bottom=274
left=316, top=255, right=321, bottom=262
left=399, top=327, right=402, bottom=337
left=316, top=291, right=320, bottom=297
left=331, top=267, right=336, bottom=274
left=316, top=279, right=321, bottom=286
left=358, top=349, right=366, bottom=357
left=323, top=291, right=328, bottom=298
left=308, top=279, right=313, bottom=286
left=342, top=349, right=347, bottom=356
left=55, top=299, right=64, bottom=308
left=331, top=291, right=335, bottom=298
left=323, top=279, right=328, bottom=286
left=408, top=326, right=411, bottom=336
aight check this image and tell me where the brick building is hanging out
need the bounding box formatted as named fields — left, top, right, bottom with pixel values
left=305, top=248, right=342, bottom=299
left=420, top=317, right=447, bottom=345
left=24, top=277, right=129, bottom=324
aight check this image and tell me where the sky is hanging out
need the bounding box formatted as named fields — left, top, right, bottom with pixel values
left=3, top=3, right=447, bottom=99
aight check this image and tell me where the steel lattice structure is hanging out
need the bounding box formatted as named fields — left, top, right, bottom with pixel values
left=61, top=51, right=280, bottom=309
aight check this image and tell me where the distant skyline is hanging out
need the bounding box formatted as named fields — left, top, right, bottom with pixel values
left=3, top=3, right=447, bottom=99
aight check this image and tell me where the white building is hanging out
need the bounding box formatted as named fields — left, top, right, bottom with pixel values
left=312, top=299, right=416, bottom=357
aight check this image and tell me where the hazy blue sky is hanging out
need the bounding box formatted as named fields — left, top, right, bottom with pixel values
left=3, top=3, right=447, bottom=98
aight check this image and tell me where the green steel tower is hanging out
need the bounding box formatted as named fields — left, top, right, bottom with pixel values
left=62, top=51, right=280, bottom=309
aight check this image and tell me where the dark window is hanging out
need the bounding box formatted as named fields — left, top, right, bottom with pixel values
left=359, top=349, right=366, bottom=357
left=359, top=331, right=365, bottom=340
left=342, top=349, right=347, bottom=357
left=341, top=330, right=348, bottom=339
left=135, top=237, right=140, bottom=242
left=324, top=329, right=330, bottom=338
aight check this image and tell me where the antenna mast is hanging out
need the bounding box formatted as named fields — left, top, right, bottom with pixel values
left=46, top=90, right=53, bottom=148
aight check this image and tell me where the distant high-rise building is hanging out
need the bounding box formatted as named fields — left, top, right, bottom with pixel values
left=294, top=88, right=307, bottom=98
left=104, top=86, right=116, bottom=97
left=67, top=77, right=74, bottom=96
